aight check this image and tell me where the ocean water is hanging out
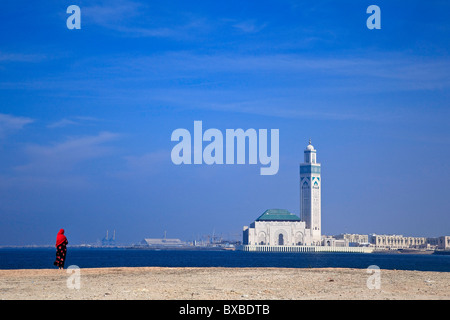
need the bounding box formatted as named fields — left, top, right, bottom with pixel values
left=0, top=247, right=449, bottom=272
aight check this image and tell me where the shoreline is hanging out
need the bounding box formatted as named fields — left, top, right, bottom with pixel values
left=1, top=245, right=448, bottom=255
left=1, top=266, right=449, bottom=300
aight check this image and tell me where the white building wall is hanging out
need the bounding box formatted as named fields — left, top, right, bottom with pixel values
left=246, top=221, right=312, bottom=246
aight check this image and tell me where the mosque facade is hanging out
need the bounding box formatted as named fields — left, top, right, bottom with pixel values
left=243, top=140, right=320, bottom=247
left=242, top=140, right=448, bottom=253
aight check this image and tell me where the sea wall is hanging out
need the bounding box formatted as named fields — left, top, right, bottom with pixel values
left=240, top=245, right=374, bottom=253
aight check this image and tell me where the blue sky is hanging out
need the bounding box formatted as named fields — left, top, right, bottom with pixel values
left=0, top=0, right=449, bottom=245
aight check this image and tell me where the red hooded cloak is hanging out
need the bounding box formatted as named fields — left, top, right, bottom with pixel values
left=55, top=229, right=67, bottom=247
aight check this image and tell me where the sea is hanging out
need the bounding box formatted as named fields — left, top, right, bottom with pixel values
left=0, top=247, right=450, bottom=272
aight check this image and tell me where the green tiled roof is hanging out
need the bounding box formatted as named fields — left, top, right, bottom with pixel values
left=256, top=209, right=301, bottom=221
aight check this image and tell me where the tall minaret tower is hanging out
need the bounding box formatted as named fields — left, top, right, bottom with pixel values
left=300, top=139, right=321, bottom=244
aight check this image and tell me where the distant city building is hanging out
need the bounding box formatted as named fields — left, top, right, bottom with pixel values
left=426, top=236, right=450, bottom=250
left=369, top=234, right=427, bottom=250
left=438, top=236, right=450, bottom=250
left=322, top=236, right=348, bottom=247
left=141, top=238, right=186, bottom=247
left=334, top=233, right=369, bottom=246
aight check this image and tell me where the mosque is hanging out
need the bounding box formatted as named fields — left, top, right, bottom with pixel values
left=242, top=140, right=447, bottom=253
left=243, top=140, right=322, bottom=248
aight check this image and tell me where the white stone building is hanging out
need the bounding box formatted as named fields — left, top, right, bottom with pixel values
left=334, top=233, right=369, bottom=246
left=436, top=236, right=450, bottom=250
left=426, top=236, right=450, bottom=250
left=242, top=139, right=448, bottom=253
left=300, top=140, right=322, bottom=244
left=243, top=140, right=321, bottom=247
left=368, top=234, right=427, bottom=250
left=243, top=209, right=312, bottom=246
left=322, top=236, right=349, bottom=247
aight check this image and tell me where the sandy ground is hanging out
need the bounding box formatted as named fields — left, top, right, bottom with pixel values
left=0, top=267, right=449, bottom=300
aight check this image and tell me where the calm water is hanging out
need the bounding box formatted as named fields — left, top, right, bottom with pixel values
left=0, top=247, right=449, bottom=271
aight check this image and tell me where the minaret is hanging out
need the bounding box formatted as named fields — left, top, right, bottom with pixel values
left=300, top=139, right=322, bottom=244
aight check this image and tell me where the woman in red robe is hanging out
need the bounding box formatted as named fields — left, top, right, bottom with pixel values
left=53, top=229, right=68, bottom=269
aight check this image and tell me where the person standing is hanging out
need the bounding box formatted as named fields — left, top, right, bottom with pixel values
left=53, top=229, right=68, bottom=269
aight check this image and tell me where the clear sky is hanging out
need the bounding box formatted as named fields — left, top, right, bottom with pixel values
left=0, top=0, right=449, bottom=245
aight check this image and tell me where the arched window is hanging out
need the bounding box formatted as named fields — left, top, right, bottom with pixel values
left=295, top=232, right=304, bottom=245
left=278, top=234, right=284, bottom=246
left=257, top=232, right=267, bottom=245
